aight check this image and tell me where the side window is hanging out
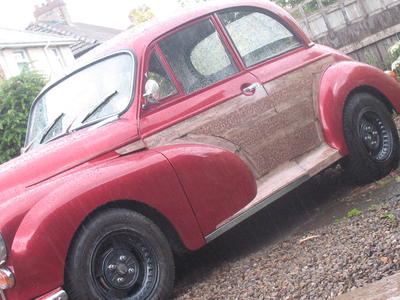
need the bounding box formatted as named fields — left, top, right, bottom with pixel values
left=158, top=18, right=238, bottom=95
left=218, top=10, right=303, bottom=67
left=146, top=50, right=177, bottom=101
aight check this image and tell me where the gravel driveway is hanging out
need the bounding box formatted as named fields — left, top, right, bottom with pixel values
left=171, top=168, right=400, bottom=300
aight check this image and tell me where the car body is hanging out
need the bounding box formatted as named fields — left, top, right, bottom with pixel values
left=1, top=1, right=400, bottom=299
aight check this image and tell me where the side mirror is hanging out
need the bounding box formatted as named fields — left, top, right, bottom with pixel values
left=142, top=79, right=160, bottom=109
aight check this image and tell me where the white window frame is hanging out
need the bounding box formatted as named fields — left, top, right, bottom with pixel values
left=13, top=50, right=31, bottom=74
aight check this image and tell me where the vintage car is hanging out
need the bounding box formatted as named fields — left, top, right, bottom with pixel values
left=1, top=0, right=400, bottom=299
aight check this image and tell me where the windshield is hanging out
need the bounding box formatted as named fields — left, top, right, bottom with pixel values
left=26, top=53, right=134, bottom=150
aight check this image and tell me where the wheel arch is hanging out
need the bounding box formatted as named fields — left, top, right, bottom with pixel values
left=346, top=85, right=397, bottom=115
left=7, top=150, right=203, bottom=300
left=67, top=199, right=188, bottom=258
left=318, top=61, right=400, bottom=156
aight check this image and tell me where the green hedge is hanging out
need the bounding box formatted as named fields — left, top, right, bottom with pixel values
left=0, top=71, right=47, bottom=164
left=273, top=0, right=337, bottom=8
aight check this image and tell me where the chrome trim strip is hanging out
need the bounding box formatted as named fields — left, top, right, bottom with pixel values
left=205, top=175, right=310, bottom=243
left=44, top=290, right=68, bottom=300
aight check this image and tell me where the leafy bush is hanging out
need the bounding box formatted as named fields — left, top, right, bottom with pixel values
left=0, top=71, right=47, bottom=164
left=273, top=0, right=337, bottom=8
left=389, top=42, right=400, bottom=74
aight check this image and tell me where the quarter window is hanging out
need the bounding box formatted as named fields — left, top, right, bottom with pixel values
left=219, top=10, right=303, bottom=67
left=146, top=50, right=177, bottom=101
left=158, top=19, right=238, bottom=95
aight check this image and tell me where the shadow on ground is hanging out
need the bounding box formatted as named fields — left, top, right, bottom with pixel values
left=174, top=165, right=400, bottom=291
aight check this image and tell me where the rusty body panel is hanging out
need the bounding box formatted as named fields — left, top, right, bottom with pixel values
left=144, top=56, right=337, bottom=180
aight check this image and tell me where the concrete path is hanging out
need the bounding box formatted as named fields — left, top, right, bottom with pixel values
left=334, top=272, right=400, bottom=300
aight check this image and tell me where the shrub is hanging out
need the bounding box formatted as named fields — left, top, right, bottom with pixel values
left=0, top=71, right=47, bottom=164
left=389, top=42, right=400, bottom=74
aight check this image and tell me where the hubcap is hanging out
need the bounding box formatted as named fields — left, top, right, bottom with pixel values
left=103, top=250, right=140, bottom=290
left=91, top=230, right=159, bottom=299
left=358, top=111, right=392, bottom=161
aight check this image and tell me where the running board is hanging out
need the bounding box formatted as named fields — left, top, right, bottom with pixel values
left=204, top=144, right=342, bottom=243
left=204, top=175, right=310, bottom=243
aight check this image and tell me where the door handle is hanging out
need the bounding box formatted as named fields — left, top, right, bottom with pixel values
left=241, top=82, right=259, bottom=95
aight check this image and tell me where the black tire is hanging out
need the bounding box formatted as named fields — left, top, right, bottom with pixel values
left=343, top=92, right=399, bottom=184
left=65, top=208, right=174, bottom=300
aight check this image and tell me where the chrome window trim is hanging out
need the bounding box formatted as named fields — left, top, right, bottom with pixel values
left=24, top=50, right=137, bottom=149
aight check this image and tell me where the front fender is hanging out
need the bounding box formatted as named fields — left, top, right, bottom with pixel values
left=319, top=61, right=400, bottom=155
left=158, top=144, right=257, bottom=235
left=7, top=149, right=203, bottom=300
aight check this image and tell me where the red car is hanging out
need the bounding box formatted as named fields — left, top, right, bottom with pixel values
left=1, top=1, right=400, bottom=299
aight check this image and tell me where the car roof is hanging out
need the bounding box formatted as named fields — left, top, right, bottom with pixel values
left=80, top=0, right=310, bottom=62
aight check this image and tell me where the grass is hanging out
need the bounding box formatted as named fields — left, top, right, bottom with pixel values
left=382, top=213, right=396, bottom=222
left=347, top=208, right=362, bottom=218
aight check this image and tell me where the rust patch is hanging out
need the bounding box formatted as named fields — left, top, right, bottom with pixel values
left=144, top=56, right=335, bottom=179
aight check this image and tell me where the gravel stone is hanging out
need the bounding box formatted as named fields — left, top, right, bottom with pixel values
left=172, top=190, right=400, bottom=300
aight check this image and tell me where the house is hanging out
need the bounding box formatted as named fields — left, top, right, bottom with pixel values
left=0, top=28, right=76, bottom=81
left=26, top=0, right=121, bottom=57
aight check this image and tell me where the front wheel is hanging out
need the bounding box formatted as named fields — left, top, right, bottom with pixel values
left=65, top=208, right=174, bottom=300
left=343, top=92, right=399, bottom=184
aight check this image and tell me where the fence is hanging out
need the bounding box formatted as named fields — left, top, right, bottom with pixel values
left=290, top=0, right=400, bottom=68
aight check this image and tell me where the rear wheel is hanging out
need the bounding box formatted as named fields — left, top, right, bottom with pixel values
left=343, top=93, right=399, bottom=184
left=65, top=208, right=174, bottom=300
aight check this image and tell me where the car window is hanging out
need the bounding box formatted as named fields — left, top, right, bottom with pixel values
left=158, top=18, right=238, bottom=95
left=219, top=10, right=303, bottom=67
left=27, top=53, right=134, bottom=149
left=146, top=50, right=177, bottom=101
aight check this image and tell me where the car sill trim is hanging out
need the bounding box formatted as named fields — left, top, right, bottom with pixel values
left=42, top=290, right=68, bottom=300
left=205, top=175, right=310, bottom=243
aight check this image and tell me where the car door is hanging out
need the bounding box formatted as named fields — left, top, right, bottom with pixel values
left=217, top=7, right=334, bottom=175
left=139, top=16, right=278, bottom=234
left=140, top=16, right=276, bottom=179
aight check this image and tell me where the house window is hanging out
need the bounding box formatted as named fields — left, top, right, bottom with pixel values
left=13, top=50, right=31, bottom=73
left=49, top=48, right=65, bottom=69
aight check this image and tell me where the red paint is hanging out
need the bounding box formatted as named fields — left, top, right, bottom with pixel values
left=1, top=1, right=400, bottom=299
left=319, top=60, right=400, bottom=154
left=158, top=145, right=257, bottom=235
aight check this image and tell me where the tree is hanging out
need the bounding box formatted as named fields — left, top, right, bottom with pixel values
left=272, top=0, right=338, bottom=8
left=0, top=71, right=47, bottom=164
left=177, top=0, right=208, bottom=8
left=128, top=5, right=154, bottom=26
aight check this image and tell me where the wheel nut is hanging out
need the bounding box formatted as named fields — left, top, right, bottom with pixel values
left=119, top=255, right=127, bottom=261
left=128, top=267, right=135, bottom=274
left=108, top=264, right=116, bottom=271
left=117, top=277, right=125, bottom=283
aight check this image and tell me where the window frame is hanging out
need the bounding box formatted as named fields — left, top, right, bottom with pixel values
left=48, top=47, right=66, bottom=69
left=216, top=6, right=305, bottom=69
left=140, top=14, right=244, bottom=114
left=13, top=49, right=31, bottom=74
left=25, top=50, right=137, bottom=148
left=142, top=47, right=183, bottom=104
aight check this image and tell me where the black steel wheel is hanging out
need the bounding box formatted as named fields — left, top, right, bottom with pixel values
left=65, top=209, right=174, bottom=300
left=343, top=92, right=399, bottom=184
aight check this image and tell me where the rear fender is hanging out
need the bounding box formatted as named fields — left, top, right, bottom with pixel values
left=7, top=150, right=203, bottom=300
left=319, top=61, right=400, bottom=155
